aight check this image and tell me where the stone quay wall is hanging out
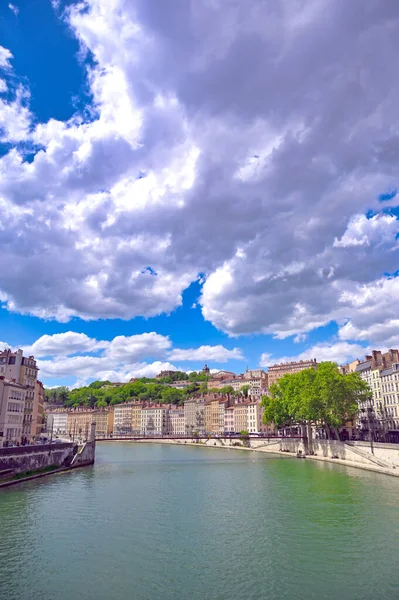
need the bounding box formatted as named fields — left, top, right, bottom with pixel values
left=0, top=441, right=95, bottom=476
left=114, top=436, right=399, bottom=475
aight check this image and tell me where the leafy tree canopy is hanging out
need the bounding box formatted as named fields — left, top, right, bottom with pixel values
left=261, top=362, right=371, bottom=433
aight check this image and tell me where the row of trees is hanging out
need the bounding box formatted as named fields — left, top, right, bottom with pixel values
left=261, top=362, right=371, bottom=440
left=45, top=373, right=210, bottom=408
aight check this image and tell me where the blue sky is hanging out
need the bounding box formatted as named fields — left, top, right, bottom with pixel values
left=0, top=1, right=398, bottom=387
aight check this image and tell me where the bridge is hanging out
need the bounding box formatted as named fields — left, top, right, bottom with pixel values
left=97, top=434, right=304, bottom=441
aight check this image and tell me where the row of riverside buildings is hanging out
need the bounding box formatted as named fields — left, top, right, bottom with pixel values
left=45, top=396, right=272, bottom=440
left=0, top=349, right=45, bottom=447
left=45, top=361, right=319, bottom=440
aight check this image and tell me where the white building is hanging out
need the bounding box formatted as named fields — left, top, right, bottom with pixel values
left=380, top=363, right=399, bottom=432
left=141, top=405, right=168, bottom=435
left=46, top=411, right=68, bottom=435
left=113, top=403, right=133, bottom=435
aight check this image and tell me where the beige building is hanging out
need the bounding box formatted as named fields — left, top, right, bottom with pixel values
left=267, top=359, right=317, bottom=387
left=96, top=410, right=114, bottom=438
left=0, top=349, right=39, bottom=443
left=205, top=399, right=229, bottom=434
left=131, top=402, right=143, bottom=434
left=167, top=406, right=185, bottom=435
left=0, top=377, right=26, bottom=446
left=66, top=408, right=113, bottom=440
left=184, top=398, right=206, bottom=434
left=31, top=380, right=45, bottom=443
left=234, top=402, right=248, bottom=433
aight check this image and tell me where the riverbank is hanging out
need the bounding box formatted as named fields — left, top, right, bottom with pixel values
left=0, top=461, right=94, bottom=489
left=99, top=438, right=399, bottom=478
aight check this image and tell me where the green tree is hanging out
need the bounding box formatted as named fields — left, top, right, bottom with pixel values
left=161, top=387, right=184, bottom=405
left=240, top=384, right=250, bottom=398
left=261, top=362, right=371, bottom=442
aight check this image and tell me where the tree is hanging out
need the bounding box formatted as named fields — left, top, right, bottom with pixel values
left=240, top=384, right=250, bottom=398
left=261, top=362, right=371, bottom=443
left=161, top=387, right=184, bottom=405
left=220, top=385, right=234, bottom=395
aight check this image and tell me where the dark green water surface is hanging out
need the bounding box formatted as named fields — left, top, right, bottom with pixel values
left=1, top=443, right=398, bottom=600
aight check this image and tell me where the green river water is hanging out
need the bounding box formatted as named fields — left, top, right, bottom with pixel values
left=0, top=443, right=398, bottom=600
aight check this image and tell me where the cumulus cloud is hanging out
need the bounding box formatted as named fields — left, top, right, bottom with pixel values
left=169, top=344, right=244, bottom=362
left=260, top=341, right=369, bottom=368
left=23, top=331, right=108, bottom=357
left=3, top=331, right=243, bottom=385
left=38, top=355, right=178, bottom=383
left=0, top=1, right=398, bottom=348
left=0, top=47, right=31, bottom=142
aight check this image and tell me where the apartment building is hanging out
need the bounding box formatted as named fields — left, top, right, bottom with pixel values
left=224, top=406, right=234, bottom=432
left=0, top=349, right=39, bottom=443
left=95, top=410, right=114, bottom=438
left=46, top=410, right=68, bottom=435
left=167, top=406, right=185, bottom=435
left=131, top=402, right=143, bottom=434
left=268, top=359, right=317, bottom=387
left=208, top=371, right=237, bottom=389
left=184, top=398, right=205, bottom=435
left=355, top=349, right=399, bottom=435
left=234, top=402, right=248, bottom=433
left=141, top=404, right=168, bottom=435
left=380, top=363, right=399, bottom=432
left=205, top=399, right=229, bottom=434
left=0, top=377, right=26, bottom=447
left=31, top=380, right=45, bottom=443
left=114, top=403, right=133, bottom=435
left=66, top=410, right=94, bottom=440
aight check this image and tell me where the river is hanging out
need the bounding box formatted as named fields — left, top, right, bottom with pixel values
left=0, top=442, right=398, bottom=600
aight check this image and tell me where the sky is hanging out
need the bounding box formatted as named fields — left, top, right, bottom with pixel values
left=0, top=0, right=398, bottom=388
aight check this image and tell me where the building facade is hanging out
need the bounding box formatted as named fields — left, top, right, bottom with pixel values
left=46, top=411, right=68, bottom=435
left=113, top=403, right=133, bottom=435
left=184, top=398, right=206, bottom=435
left=0, top=349, right=39, bottom=444
left=267, top=359, right=317, bottom=387
left=141, top=404, right=168, bottom=435
left=167, top=406, right=185, bottom=435
left=0, top=377, right=26, bottom=446
left=32, top=380, right=45, bottom=443
left=355, top=350, right=399, bottom=438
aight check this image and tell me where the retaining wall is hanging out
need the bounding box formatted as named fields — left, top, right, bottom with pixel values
left=0, top=443, right=77, bottom=475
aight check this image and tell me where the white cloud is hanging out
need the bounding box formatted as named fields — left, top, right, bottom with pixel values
left=0, top=47, right=31, bottom=142
left=37, top=355, right=178, bottom=383
left=0, top=46, right=13, bottom=68
left=169, top=344, right=244, bottom=362
left=333, top=213, right=399, bottom=248
left=105, top=333, right=172, bottom=362
left=23, top=332, right=108, bottom=358
left=0, top=1, right=398, bottom=348
left=2, top=330, right=243, bottom=385
left=8, top=4, right=19, bottom=16
left=260, top=341, right=369, bottom=368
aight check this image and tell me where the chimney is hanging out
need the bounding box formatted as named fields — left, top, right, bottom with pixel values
left=372, top=350, right=382, bottom=366
left=389, top=349, right=399, bottom=363
left=365, top=355, right=372, bottom=361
